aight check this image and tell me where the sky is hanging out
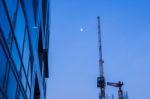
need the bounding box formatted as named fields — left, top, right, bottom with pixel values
left=47, top=0, right=150, bottom=99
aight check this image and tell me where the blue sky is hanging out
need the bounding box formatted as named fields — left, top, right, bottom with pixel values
left=47, top=0, right=150, bottom=99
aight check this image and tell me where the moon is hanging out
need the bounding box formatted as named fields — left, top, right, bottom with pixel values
left=80, top=28, right=84, bottom=32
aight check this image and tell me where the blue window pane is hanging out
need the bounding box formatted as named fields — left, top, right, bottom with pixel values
left=23, top=30, right=30, bottom=73
left=21, top=68, right=27, bottom=91
left=0, top=90, right=5, bottom=99
left=17, top=89, right=25, bottom=99
left=27, top=86, right=30, bottom=99
left=7, top=68, right=17, bottom=99
left=33, top=0, right=39, bottom=22
left=0, top=41, right=7, bottom=88
left=28, top=62, right=31, bottom=86
left=4, top=0, right=18, bottom=23
left=18, top=91, right=24, bottom=99
left=0, top=1, right=11, bottom=41
left=14, top=4, right=25, bottom=52
left=11, top=42, right=21, bottom=71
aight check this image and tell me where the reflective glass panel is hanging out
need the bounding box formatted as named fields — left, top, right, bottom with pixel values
left=21, top=68, right=27, bottom=91
left=18, top=89, right=24, bottom=99
left=14, top=4, right=25, bottom=53
left=11, top=41, right=21, bottom=71
left=23, top=30, right=29, bottom=73
left=28, top=62, right=31, bottom=86
left=27, top=85, right=30, bottom=99
left=19, top=92, right=24, bottom=99
left=32, top=0, right=38, bottom=22
left=0, top=1, right=11, bottom=41
left=0, top=41, right=7, bottom=88
left=7, top=68, right=17, bottom=99
left=4, top=0, right=18, bottom=23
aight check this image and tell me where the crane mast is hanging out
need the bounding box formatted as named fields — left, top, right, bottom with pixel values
left=97, top=16, right=106, bottom=99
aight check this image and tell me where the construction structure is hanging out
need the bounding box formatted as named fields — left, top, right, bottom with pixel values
left=107, top=81, right=124, bottom=99
left=96, top=16, right=126, bottom=99
left=97, top=16, right=106, bottom=99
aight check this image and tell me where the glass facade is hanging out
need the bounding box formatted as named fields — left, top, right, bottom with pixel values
left=0, top=41, right=7, bottom=88
left=0, top=0, right=50, bottom=99
left=6, top=68, right=17, bottom=99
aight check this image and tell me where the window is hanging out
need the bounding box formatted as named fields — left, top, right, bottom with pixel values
left=42, top=0, right=47, bottom=31
left=11, top=41, right=21, bottom=71
left=0, top=88, right=7, bottom=99
left=4, top=0, right=18, bottom=24
left=18, top=92, right=24, bottom=99
left=21, top=67, right=27, bottom=91
left=14, top=3, right=25, bottom=53
left=34, top=76, right=40, bottom=99
left=0, top=89, right=3, bottom=99
left=38, top=26, right=49, bottom=77
left=6, top=68, right=17, bottom=99
left=22, top=29, right=30, bottom=73
left=43, top=49, right=49, bottom=77
left=44, top=82, right=47, bottom=98
left=38, top=27, right=43, bottom=74
left=45, top=6, right=50, bottom=49
left=32, top=0, right=38, bottom=23
left=0, top=41, right=7, bottom=88
left=27, top=61, right=32, bottom=86
left=26, top=85, right=30, bottom=99
left=17, top=89, right=24, bottom=99
left=0, top=1, right=11, bottom=42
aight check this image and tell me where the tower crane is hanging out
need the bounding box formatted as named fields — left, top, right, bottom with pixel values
left=97, top=16, right=106, bottom=99
left=107, top=81, right=124, bottom=99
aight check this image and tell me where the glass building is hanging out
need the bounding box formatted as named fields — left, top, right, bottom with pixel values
left=0, top=0, right=50, bottom=99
